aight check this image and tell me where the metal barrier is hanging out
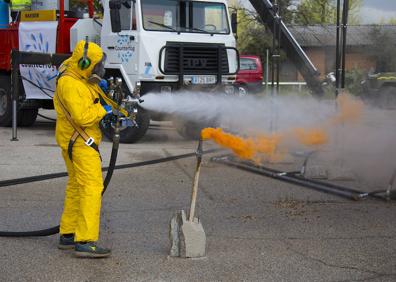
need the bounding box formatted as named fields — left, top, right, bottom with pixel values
left=263, top=81, right=308, bottom=92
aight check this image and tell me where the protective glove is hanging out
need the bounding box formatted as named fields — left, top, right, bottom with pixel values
left=103, top=105, right=112, bottom=114
left=99, top=79, right=108, bottom=93
left=121, top=118, right=136, bottom=128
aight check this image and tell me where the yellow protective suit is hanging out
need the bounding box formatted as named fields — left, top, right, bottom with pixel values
left=54, top=40, right=107, bottom=242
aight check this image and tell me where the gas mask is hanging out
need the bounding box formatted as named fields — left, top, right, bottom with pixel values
left=88, top=53, right=107, bottom=84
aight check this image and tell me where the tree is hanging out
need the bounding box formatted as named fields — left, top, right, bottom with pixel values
left=369, top=27, right=396, bottom=72
left=235, top=7, right=272, bottom=60
left=229, top=0, right=295, bottom=59
left=70, top=0, right=102, bottom=16
left=382, top=18, right=396, bottom=25
left=294, top=0, right=362, bottom=25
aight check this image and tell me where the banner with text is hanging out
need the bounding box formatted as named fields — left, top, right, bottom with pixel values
left=19, top=21, right=58, bottom=99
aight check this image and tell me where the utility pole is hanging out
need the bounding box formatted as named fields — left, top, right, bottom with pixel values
left=271, top=0, right=281, bottom=95
left=335, top=0, right=349, bottom=96
left=270, top=0, right=281, bottom=134
left=341, top=0, right=349, bottom=89
left=335, top=0, right=341, bottom=97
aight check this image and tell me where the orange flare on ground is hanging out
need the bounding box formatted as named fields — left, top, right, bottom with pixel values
left=333, top=93, right=364, bottom=124
left=293, top=128, right=328, bottom=146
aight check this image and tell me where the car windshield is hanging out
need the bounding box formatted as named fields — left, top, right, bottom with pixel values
left=240, top=58, right=257, bottom=70
left=141, top=0, right=230, bottom=34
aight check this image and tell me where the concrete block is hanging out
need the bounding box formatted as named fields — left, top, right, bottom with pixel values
left=169, top=210, right=206, bottom=258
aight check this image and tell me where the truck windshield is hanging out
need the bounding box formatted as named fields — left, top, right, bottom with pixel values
left=141, top=0, right=230, bottom=34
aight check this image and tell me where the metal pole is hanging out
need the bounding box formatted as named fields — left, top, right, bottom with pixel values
left=335, top=0, right=341, bottom=96
left=88, top=0, right=94, bottom=18
left=265, top=49, right=269, bottom=94
left=276, top=10, right=281, bottom=93
left=341, top=0, right=349, bottom=89
left=11, top=50, right=18, bottom=141
left=271, top=10, right=276, bottom=94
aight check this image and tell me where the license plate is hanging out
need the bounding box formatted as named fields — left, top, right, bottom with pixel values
left=191, top=75, right=216, bottom=85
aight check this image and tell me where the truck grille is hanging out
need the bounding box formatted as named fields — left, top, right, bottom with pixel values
left=163, top=43, right=229, bottom=75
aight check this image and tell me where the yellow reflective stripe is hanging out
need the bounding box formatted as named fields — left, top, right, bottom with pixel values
left=11, top=0, right=31, bottom=10
left=378, top=76, right=396, bottom=80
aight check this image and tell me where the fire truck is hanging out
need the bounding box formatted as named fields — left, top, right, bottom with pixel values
left=0, top=0, right=239, bottom=142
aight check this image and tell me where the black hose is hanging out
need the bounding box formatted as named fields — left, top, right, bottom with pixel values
left=0, top=148, right=221, bottom=236
left=20, top=76, right=54, bottom=98
left=37, top=113, right=57, bottom=122
left=102, top=112, right=121, bottom=194
left=212, top=155, right=371, bottom=201
left=0, top=120, right=122, bottom=237
left=0, top=149, right=220, bottom=189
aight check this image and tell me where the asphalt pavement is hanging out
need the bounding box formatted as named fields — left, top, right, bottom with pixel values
left=0, top=111, right=395, bottom=282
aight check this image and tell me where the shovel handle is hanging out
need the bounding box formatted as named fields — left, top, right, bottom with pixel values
left=189, top=139, right=203, bottom=222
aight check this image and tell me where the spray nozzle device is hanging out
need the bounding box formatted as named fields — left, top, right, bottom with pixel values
left=101, top=77, right=144, bottom=130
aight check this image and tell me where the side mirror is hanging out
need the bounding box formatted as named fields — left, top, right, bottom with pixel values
left=231, top=12, right=237, bottom=34
left=109, top=0, right=121, bottom=33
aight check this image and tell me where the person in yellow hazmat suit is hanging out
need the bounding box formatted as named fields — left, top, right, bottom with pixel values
left=54, top=40, right=112, bottom=258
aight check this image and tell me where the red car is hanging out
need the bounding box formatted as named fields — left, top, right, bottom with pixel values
left=235, top=55, right=263, bottom=94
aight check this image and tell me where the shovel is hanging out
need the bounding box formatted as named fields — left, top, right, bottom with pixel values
left=169, top=138, right=206, bottom=258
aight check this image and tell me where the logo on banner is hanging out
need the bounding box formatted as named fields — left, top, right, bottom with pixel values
left=22, top=32, right=57, bottom=92
left=19, top=22, right=58, bottom=99
left=116, top=35, right=134, bottom=63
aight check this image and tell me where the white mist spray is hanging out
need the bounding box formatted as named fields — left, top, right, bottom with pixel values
left=141, top=91, right=335, bottom=134
left=140, top=91, right=396, bottom=189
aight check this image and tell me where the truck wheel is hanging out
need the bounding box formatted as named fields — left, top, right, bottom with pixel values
left=173, top=118, right=218, bottom=140
left=18, top=109, right=38, bottom=127
left=236, top=84, right=248, bottom=96
left=101, top=107, right=150, bottom=143
left=0, top=75, right=12, bottom=126
left=379, top=86, right=396, bottom=109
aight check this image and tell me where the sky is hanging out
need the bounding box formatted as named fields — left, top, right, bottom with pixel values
left=360, top=0, right=396, bottom=24
left=238, top=0, right=396, bottom=24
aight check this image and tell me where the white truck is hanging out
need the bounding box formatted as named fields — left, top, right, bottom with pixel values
left=0, top=0, right=238, bottom=143
left=97, top=0, right=239, bottom=142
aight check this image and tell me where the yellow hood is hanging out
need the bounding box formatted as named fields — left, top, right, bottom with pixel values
left=60, top=40, right=104, bottom=79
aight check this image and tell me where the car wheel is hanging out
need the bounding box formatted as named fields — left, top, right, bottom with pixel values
left=17, top=109, right=39, bottom=127
left=236, top=84, right=249, bottom=96
left=0, top=75, right=12, bottom=127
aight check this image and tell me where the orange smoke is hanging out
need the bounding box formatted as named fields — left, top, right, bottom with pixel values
left=292, top=128, right=328, bottom=146
left=202, top=93, right=363, bottom=163
left=201, top=128, right=282, bottom=160
left=202, top=127, right=329, bottom=162
left=332, top=92, right=364, bottom=124
left=201, top=128, right=256, bottom=159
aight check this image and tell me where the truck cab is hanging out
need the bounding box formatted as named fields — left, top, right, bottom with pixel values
left=104, top=0, right=239, bottom=141
left=71, top=0, right=239, bottom=141
left=0, top=0, right=238, bottom=143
